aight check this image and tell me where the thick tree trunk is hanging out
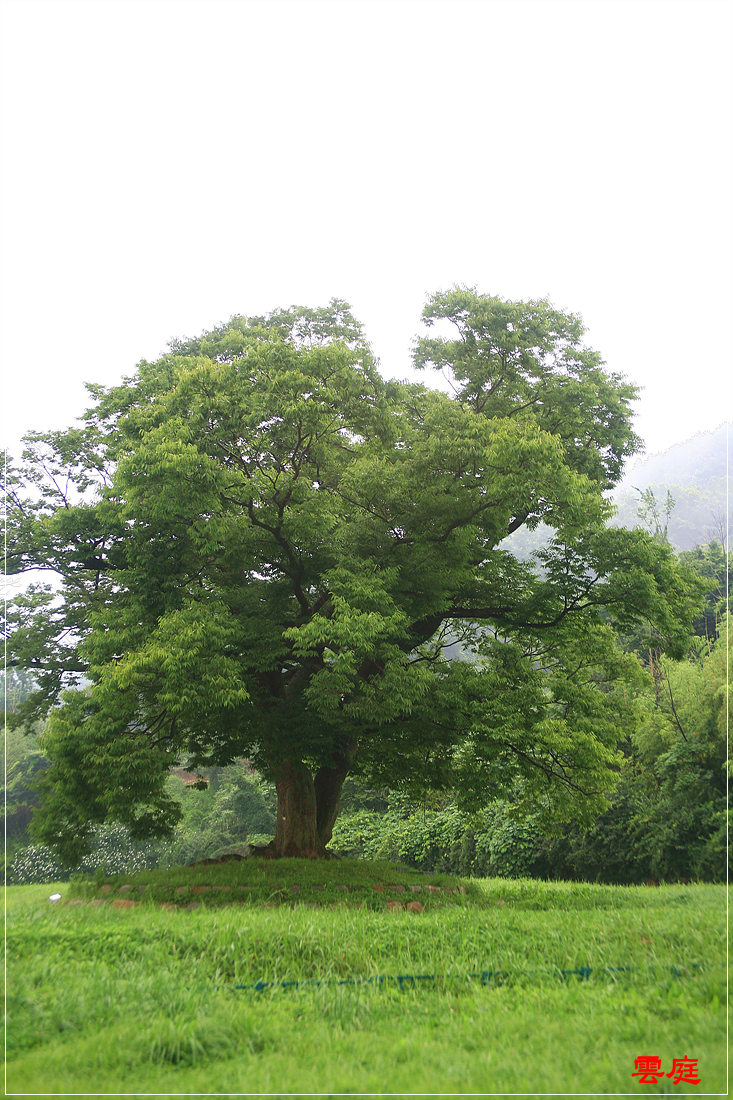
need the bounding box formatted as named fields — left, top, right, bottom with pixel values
left=272, top=760, right=323, bottom=857
left=314, top=737, right=358, bottom=848
left=270, top=741, right=357, bottom=857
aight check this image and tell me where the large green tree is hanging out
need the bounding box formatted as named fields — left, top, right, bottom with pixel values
left=3, top=292, right=704, bottom=861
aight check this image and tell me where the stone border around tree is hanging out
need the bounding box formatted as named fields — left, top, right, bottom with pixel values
left=52, top=882, right=471, bottom=912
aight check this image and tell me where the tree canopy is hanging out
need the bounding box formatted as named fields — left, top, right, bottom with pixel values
left=3, top=291, right=705, bottom=861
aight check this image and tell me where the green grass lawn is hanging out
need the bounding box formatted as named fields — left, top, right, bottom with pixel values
left=4, top=865, right=727, bottom=1096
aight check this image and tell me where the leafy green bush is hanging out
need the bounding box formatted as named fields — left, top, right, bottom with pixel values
left=6, top=843, right=65, bottom=885
left=155, top=767, right=276, bottom=867
left=331, top=794, right=543, bottom=878
left=534, top=619, right=730, bottom=884
left=2, top=724, right=49, bottom=854
left=8, top=765, right=278, bottom=882
left=331, top=792, right=460, bottom=869
left=8, top=822, right=160, bottom=884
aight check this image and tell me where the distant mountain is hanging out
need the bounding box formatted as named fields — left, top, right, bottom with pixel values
left=611, top=424, right=729, bottom=551
left=615, top=423, right=729, bottom=495
left=500, top=423, right=729, bottom=558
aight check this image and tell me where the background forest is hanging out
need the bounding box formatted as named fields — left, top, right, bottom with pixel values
left=4, top=426, right=730, bottom=886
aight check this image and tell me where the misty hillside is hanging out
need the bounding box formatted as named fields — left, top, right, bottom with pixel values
left=615, top=423, right=728, bottom=494
left=611, top=423, right=729, bottom=550
left=502, top=423, right=729, bottom=557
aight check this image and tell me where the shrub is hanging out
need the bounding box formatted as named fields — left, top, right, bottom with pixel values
left=7, top=765, right=279, bottom=881
left=7, top=822, right=160, bottom=884
left=6, top=843, right=66, bottom=885
left=330, top=797, right=543, bottom=877
left=154, top=767, right=277, bottom=868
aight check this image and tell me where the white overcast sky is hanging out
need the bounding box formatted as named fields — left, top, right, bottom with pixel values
left=1, top=0, right=731, bottom=469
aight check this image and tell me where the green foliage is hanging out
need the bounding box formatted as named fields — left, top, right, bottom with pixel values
left=6, top=845, right=65, bottom=886
left=8, top=822, right=160, bottom=884
left=2, top=724, right=48, bottom=844
left=634, top=486, right=676, bottom=542
left=2, top=667, right=39, bottom=715
left=334, top=608, right=729, bottom=886
left=636, top=621, right=729, bottom=880
left=677, top=540, right=731, bottom=640
left=336, top=776, right=390, bottom=814
left=610, top=424, right=729, bottom=552
left=11, top=765, right=277, bottom=881
left=535, top=618, right=730, bottom=884
left=472, top=806, right=543, bottom=879
left=155, top=768, right=276, bottom=868
left=2, top=672, right=48, bottom=866
left=613, top=478, right=729, bottom=553
left=330, top=795, right=542, bottom=879
left=332, top=799, right=468, bottom=869
left=4, top=292, right=706, bottom=858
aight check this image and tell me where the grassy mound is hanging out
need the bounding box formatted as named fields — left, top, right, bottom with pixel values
left=63, top=857, right=481, bottom=911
